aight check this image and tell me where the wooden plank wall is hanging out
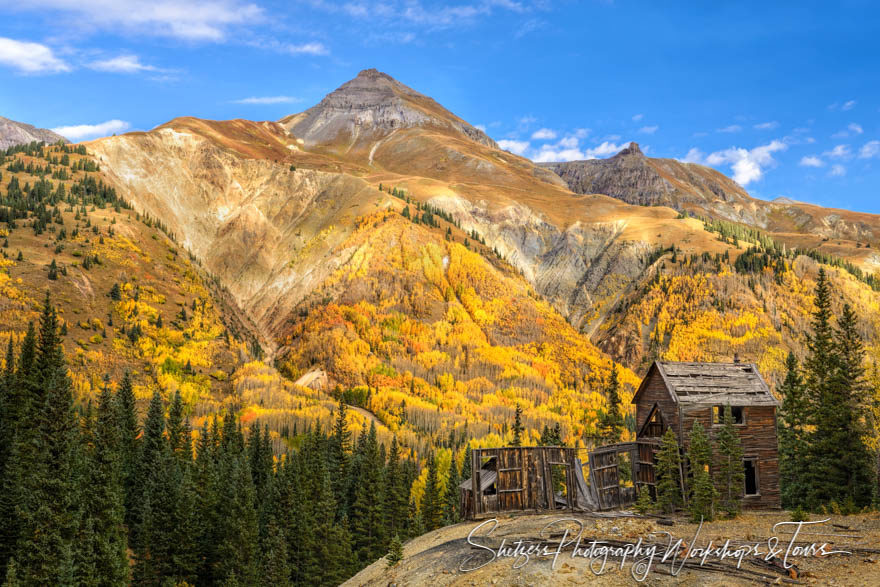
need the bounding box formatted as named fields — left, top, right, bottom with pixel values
left=635, top=370, right=679, bottom=437
left=678, top=404, right=780, bottom=508
left=467, top=447, right=581, bottom=519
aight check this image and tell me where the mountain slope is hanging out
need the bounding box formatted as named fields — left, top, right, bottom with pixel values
left=542, top=143, right=880, bottom=261
left=0, top=116, right=67, bottom=148
left=88, top=68, right=880, bottom=401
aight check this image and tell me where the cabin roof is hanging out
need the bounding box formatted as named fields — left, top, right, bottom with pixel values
left=632, top=360, right=779, bottom=407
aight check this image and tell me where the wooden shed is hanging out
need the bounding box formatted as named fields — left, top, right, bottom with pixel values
left=631, top=359, right=781, bottom=508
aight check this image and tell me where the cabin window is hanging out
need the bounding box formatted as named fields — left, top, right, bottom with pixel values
left=743, top=458, right=759, bottom=496
left=713, top=405, right=744, bottom=425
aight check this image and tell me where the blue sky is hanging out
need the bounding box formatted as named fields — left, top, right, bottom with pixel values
left=1, top=1, right=879, bottom=213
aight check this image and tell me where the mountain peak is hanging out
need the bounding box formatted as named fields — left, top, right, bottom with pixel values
left=279, top=69, right=497, bottom=149
left=613, top=142, right=643, bottom=158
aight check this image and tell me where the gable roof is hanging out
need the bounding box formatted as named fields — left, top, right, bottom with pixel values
left=631, top=360, right=778, bottom=407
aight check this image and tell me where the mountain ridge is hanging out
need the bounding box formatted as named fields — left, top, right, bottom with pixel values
left=0, top=116, right=67, bottom=149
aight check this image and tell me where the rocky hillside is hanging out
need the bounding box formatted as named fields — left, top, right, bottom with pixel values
left=541, top=142, right=752, bottom=211
left=543, top=142, right=880, bottom=249
left=0, top=115, right=67, bottom=149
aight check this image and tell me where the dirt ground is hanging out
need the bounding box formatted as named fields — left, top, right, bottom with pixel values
left=345, top=511, right=880, bottom=586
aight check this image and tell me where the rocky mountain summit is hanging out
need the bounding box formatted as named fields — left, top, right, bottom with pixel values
left=0, top=116, right=66, bottom=148
left=540, top=142, right=753, bottom=211
left=280, top=68, right=497, bottom=149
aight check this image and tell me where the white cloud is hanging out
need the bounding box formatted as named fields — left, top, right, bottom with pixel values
left=799, top=155, right=824, bottom=168
left=842, top=100, right=857, bottom=111
left=829, top=164, right=846, bottom=177
left=824, top=144, right=852, bottom=159
left=531, top=128, right=556, bottom=140
left=23, top=0, right=263, bottom=41
left=754, top=121, right=779, bottom=130
left=51, top=119, right=130, bottom=140
left=859, top=140, right=880, bottom=159
left=718, top=125, right=742, bottom=133
left=532, top=147, right=584, bottom=163
left=702, top=140, right=787, bottom=186
left=88, top=54, right=158, bottom=73
left=585, top=141, right=631, bottom=158
left=573, top=128, right=590, bottom=138
left=232, top=95, right=301, bottom=104
left=474, top=124, right=486, bottom=132
left=632, top=113, right=644, bottom=122
left=281, top=42, right=329, bottom=55
left=638, top=125, right=658, bottom=135
left=601, top=134, right=621, bottom=142
left=680, top=148, right=705, bottom=164
left=848, top=123, right=864, bottom=134
left=497, top=139, right=530, bottom=156
left=557, top=136, right=578, bottom=148
left=0, top=37, right=70, bottom=73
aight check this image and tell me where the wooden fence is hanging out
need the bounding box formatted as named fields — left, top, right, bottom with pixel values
left=462, top=442, right=659, bottom=519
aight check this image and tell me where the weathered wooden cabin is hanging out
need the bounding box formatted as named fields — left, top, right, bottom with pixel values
left=632, top=359, right=781, bottom=508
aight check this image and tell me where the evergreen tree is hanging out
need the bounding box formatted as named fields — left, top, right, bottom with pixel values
left=386, top=535, right=404, bottom=567
left=510, top=404, right=524, bottom=447
left=687, top=421, right=717, bottom=522
left=329, top=399, right=351, bottom=514
left=803, top=268, right=842, bottom=508
left=716, top=405, right=745, bottom=516
left=114, top=371, right=139, bottom=529
left=831, top=303, right=875, bottom=507
left=260, top=519, right=291, bottom=586
left=78, top=386, right=129, bottom=585
left=12, top=296, right=80, bottom=583
left=442, top=454, right=461, bottom=525
left=420, top=453, right=443, bottom=531
left=599, top=365, right=625, bottom=443
left=655, top=427, right=682, bottom=514
left=383, top=436, right=408, bottom=539
left=350, top=422, right=386, bottom=565
left=778, top=352, right=809, bottom=508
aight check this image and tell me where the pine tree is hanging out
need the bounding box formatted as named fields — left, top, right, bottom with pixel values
left=12, top=295, right=80, bottom=583
left=778, top=352, right=808, bottom=508
left=329, top=399, right=351, bottom=514
left=442, top=453, right=461, bottom=525
left=511, top=404, right=524, bottom=447
left=420, top=453, right=443, bottom=531
left=114, top=371, right=139, bottom=530
left=600, top=365, right=625, bottom=443
left=261, top=519, right=291, bottom=586
left=383, top=436, right=408, bottom=539
left=78, top=386, right=129, bottom=584
left=655, top=427, right=682, bottom=514
left=386, top=534, right=404, bottom=567
left=350, top=422, right=386, bottom=565
left=803, top=268, right=841, bottom=508
left=716, top=405, right=745, bottom=516
left=687, top=421, right=717, bottom=522
left=832, top=303, right=875, bottom=507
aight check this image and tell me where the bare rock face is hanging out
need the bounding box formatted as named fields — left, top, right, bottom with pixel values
left=540, top=142, right=753, bottom=210
left=280, top=68, right=497, bottom=149
left=0, top=116, right=67, bottom=148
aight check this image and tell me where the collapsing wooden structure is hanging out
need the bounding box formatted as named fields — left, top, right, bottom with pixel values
left=460, top=443, right=660, bottom=519
left=460, top=360, right=782, bottom=519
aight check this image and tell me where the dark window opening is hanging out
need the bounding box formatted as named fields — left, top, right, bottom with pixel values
left=642, top=405, right=665, bottom=438
left=714, top=405, right=744, bottom=425
left=744, top=458, right=758, bottom=495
